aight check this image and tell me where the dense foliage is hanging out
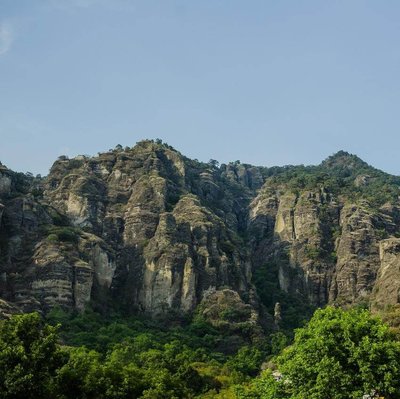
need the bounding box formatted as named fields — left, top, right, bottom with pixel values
left=0, top=308, right=272, bottom=399
left=240, top=307, right=400, bottom=399
left=1, top=307, right=400, bottom=398
left=0, top=313, right=64, bottom=399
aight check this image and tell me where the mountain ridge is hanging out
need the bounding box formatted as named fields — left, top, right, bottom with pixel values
left=1, top=140, right=400, bottom=333
left=2, top=146, right=391, bottom=180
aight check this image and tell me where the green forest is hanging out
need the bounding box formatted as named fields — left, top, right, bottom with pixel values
left=1, top=305, right=400, bottom=399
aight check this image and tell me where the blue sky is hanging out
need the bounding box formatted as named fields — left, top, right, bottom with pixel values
left=0, top=0, right=399, bottom=176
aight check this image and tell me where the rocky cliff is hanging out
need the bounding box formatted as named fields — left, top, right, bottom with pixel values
left=1, top=142, right=400, bottom=325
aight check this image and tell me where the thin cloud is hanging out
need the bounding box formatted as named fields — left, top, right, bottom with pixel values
left=0, top=22, right=13, bottom=55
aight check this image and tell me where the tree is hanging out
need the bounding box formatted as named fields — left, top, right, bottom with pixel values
left=257, top=307, right=400, bottom=399
left=226, top=346, right=263, bottom=377
left=0, top=313, right=65, bottom=399
left=235, top=370, right=287, bottom=399
left=55, top=347, right=104, bottom=399
left=208, top=159, right=219, bottom=168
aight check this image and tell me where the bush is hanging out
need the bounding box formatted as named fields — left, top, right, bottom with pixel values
left=47, top=233, right=59, bottom=243
left=45, top=226, right=80, bottom=244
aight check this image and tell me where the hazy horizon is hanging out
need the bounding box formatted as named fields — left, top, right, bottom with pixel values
left=1, top=1, right=400, bottom=176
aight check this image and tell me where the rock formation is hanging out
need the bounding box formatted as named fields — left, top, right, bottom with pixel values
left=1, top=143, right=400, bottom=323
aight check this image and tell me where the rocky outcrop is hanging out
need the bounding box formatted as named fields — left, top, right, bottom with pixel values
left=0, top=299, right=20, bottom=319
left=329, top=203, right=381, bottom=305
left=249, top=177, right=400, bottom=310
left=249, top=187, right=339, bottom=306
left=0, top=167, right=12, bottom=196
left=198, top=288, right=258, bottom=326
left=371, top=238, right=400, bottom=310
left=0, top=203, right=4, bottom=228
left=0, top=164, right=116, bottom=314
left=0, top=142, right=255, bottom=315
left=138, top=195, right=250, bottom=314
left=31, top=240, right=93, bottom=311
left=29, top=233, right=115, bottom=312
left=1, top=144, right=400, bottom=322
left=221, top=163, right=264, bottom=190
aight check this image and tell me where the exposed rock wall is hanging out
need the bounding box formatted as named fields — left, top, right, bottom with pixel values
left=249, top=188, right=338, bottom=306
left=1, top=144, right=400, bottom=320
left=329, top=204, right=381, bottom=305
left=371, top=238, right=400, bottom=310
left=249, top=180, right=400, bottom=310
left=43, top=143, right=254, bottom=315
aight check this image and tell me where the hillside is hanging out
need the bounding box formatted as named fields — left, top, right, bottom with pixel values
left=1, top=140, right=400, bottom=329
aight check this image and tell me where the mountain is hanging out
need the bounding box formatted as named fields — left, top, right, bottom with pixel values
left=1, top=140, right=400, bottom=329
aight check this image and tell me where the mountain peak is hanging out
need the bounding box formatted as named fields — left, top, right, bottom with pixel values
left=320, top=150, right=369, bottom=170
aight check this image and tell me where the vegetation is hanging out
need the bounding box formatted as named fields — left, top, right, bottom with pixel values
left=1, top=306, right=400, bottom=398
left=0, top=313, right=64, bottom=399
left=240, top=307, right=400, bottom=399
left=253, top=257, right=315, bottom=333
left=2, top=149, right=400, bottom=398
left=44, top=307, right=271, bottom=398
left=261, top=151, right=400, bottom=208
left=43, top=226, right=80, bottom=244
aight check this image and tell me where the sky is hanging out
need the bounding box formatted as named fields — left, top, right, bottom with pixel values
left=0, top=0, right=399, bottom=176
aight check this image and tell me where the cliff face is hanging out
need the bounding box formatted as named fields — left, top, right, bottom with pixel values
left=1, top=143, right=400, bottom=322
left=249, top=190, right=397, bottom=309
left=372, top=238, right=400, bottom=310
